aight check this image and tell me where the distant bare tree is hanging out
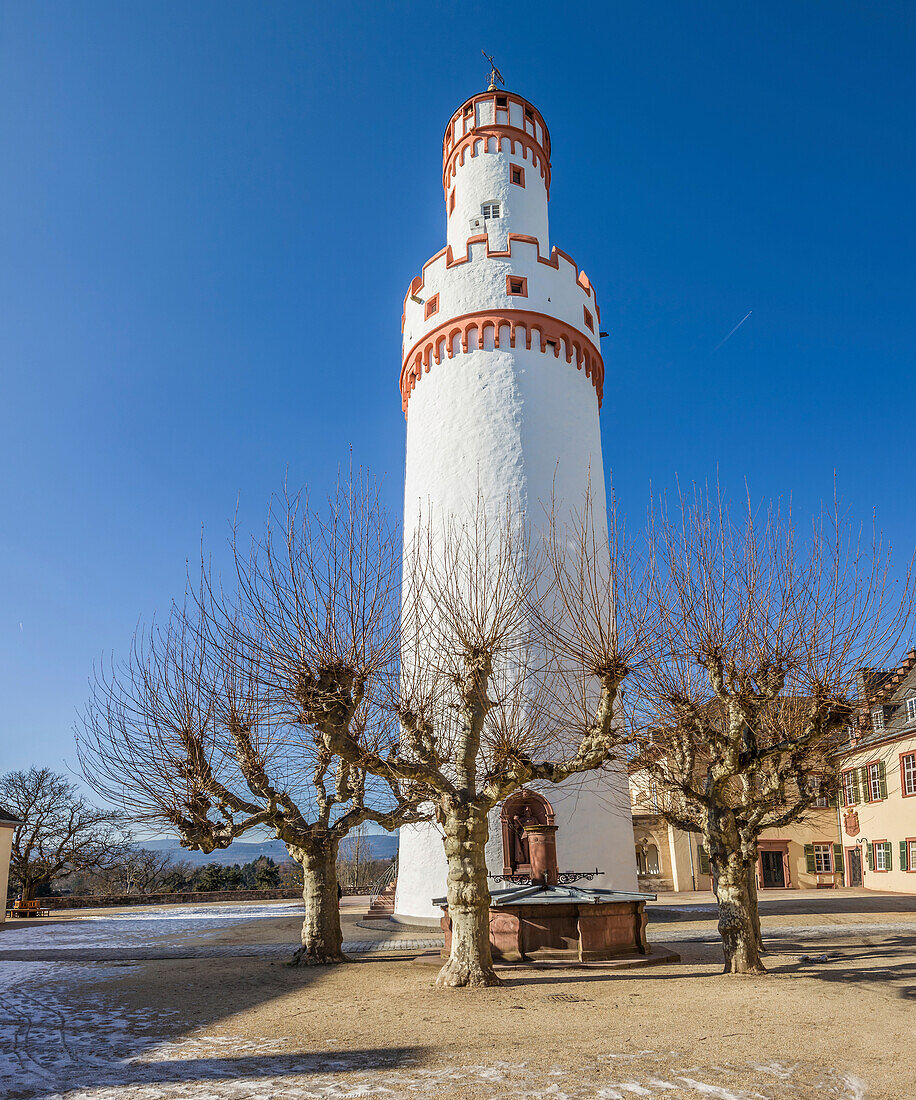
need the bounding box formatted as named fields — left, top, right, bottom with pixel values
left=99, top=846, right=178, bottom=895
left=628, top=491, right=912, bottom=974
left=1, top=768, right=127, bottom=903
left=78, top=477, right=427, bottom=965
left=320, top=494, right=649, bottom=987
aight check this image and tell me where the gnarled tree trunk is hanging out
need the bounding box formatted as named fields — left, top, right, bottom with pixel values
left=16, top=877, right=38, bottom=904
left=714, top=850, right=766, bottom=974
left=747, top=860, right=766, bottom=956
left=438, top=804, right=500, bottom=988
left=289, top=837, right=344, bottom=966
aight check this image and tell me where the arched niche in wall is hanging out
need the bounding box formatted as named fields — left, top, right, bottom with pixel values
left=500, top=789, right=555, bottom=875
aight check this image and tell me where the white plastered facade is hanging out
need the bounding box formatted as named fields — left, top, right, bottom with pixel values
left=394, top=91, right=637, bottom=924
left=0, top=824, right=15, bottom=922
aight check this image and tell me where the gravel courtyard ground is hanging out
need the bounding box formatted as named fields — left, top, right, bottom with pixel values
left=1, top=892, right=914, bottom=1100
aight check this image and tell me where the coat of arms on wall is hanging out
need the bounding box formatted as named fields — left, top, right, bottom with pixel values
left=843, top=810, right=859, bottom=837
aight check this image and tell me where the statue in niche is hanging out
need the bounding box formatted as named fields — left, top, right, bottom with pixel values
left=506, top=803, right=543, bottom=872
left=501, top=790, right=554, bottom=875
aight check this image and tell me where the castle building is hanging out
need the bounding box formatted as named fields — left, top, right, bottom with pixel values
left=393, top=85, right=638, bottom=924
left=628, top=650, right=916, bottom=896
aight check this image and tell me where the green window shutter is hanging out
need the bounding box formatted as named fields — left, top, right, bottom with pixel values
left=866, top=842, right=874, bottom=871
left=804, top=844, right=816, bottom=873
left=900, top=841, right=908, bottom=872
left=877, top=761, right=888, bottom=800
left=859, top=766, right=869, bottom=800
left=827, top=786, right=838, bottom=808
left=885, top=842, right=892, bottom=871
left=833, top=844, right=843, bottom=874
left=697, top=844, right=710, bottom=875
left=853, top=769, right=862, bottom=804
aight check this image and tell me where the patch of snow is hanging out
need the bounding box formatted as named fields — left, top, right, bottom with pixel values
left=841, top=1075, right=868, bottom=1100
left=674, top=1079, right=752, bottom=1099
left=0, top=902, right=304, bottom=951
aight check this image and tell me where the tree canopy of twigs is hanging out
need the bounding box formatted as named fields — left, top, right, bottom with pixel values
left=78, top=476, right=429, bottom=966
left=627, top=488, right=913, bottom=974
left=1, top=767, right=128, bottom=903
left=318, top=491, right=651, bottom=988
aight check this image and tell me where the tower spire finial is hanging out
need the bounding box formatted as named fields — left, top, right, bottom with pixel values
left=481, top=50, right=504, bottom=92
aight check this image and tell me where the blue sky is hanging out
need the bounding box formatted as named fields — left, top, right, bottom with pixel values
left=1, top=2, right=914, bottom=788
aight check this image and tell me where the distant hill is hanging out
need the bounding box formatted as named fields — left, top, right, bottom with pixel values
left=143, top=833, right=399, bottom=866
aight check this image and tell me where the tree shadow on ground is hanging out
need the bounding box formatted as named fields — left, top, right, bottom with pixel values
left=35, top=1047, right=427, bottom=1096
left=4, top=907, right=431, bottom=1100
left=764, top=933, right=916, bottom=1000
left=649, top=892, right=916, bottom=923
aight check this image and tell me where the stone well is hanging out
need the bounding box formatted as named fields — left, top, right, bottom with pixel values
left=435, top=822, right=656, bottom=963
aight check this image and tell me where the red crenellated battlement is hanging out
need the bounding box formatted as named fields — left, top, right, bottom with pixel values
left=401, top=234, right=601, bottom=335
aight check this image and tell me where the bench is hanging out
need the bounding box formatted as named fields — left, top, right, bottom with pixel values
left=5, top=899, right=51, bottom=918
left=814, top=872, right=840, bottom=889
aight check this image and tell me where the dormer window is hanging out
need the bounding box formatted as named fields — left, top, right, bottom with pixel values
left=481, top=202, right=501, bottom=220
left=872, top=707, right=885, bottom=732
left=906, top=697, right=916, bottom=723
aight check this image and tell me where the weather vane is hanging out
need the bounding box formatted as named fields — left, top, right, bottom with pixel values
left=482, top=50, right=504, bottom=92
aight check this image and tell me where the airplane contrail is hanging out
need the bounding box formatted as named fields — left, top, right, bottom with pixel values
left=712, top=310, right=753, bottom=352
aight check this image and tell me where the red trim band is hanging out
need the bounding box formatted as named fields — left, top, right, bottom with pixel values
left=400, top=308, right=604, bottom=417
left=443, top=129, right=550, bottom=197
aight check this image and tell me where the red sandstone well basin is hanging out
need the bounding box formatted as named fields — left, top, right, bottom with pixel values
left=437, top=885, right=655, bottom=964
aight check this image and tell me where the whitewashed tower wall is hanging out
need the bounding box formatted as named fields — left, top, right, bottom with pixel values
left=395, top=90, right=637, bottom=924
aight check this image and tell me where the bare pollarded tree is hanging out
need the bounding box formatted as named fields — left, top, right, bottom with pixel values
left=316, top=494, right=650, bottom=988
left=78, top=478, right=428, bottom=965
left=627, top=491, right=913, bottom=975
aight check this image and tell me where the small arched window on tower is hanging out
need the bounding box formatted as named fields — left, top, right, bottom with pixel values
left=481, top=201, right=501, bottom=220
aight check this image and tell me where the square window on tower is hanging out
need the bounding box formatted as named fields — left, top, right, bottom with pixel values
left=507, top=276, right=528, bottom=297
left=510, top=165, right=525, bottom=187
left=583, top=307, right=595, bottom=332
left=425, top=294, right=439, bottom=319
left=495, top=95, right=508, bottom=108
left=481, top=202, right=501, bottom=220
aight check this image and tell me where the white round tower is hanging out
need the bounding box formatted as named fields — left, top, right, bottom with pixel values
left=394, top=88, right=638, bottom=925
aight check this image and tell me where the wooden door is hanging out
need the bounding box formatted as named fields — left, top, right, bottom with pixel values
left=760, top=850, right=786, bottom=888
left=847, top=847, right=863, bottom=888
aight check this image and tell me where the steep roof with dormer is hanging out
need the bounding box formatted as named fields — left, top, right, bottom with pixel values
left=842, top=647, right=916, bottom=755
